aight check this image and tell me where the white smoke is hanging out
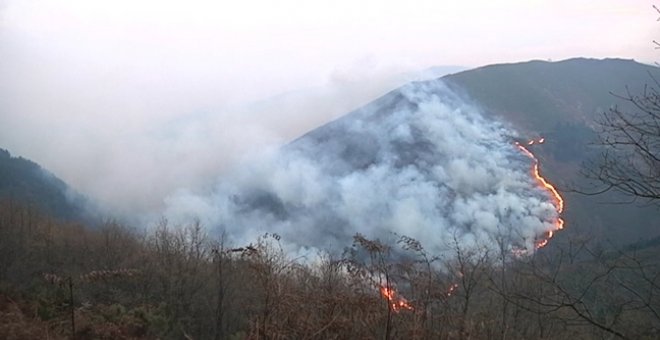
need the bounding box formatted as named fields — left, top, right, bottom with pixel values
left=163, top=80, right=559, bottom=257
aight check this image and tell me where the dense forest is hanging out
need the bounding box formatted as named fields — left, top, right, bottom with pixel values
left=0, top=198, right=658, bottom=339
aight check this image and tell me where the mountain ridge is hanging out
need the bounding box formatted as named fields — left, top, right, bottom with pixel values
left=0, top=148, right=86, bottom=221
left=281, top=57, right=660, bottom=248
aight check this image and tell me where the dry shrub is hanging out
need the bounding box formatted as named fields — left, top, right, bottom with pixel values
left=0, top=294, right=64, bottom=340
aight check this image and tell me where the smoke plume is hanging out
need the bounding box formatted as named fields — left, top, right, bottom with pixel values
left=163, top=81, right=559, bottom=257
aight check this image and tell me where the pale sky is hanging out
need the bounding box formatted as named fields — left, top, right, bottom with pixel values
left=0, top=0, right=657, bottom=216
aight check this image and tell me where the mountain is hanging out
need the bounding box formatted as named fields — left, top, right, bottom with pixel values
left=442, top=58, right=660, bottom=245
left=0, top=148, right=85, bottom=220
left=215, top=81, right=561, bottom=255
left=253, top=57, right=659, bottom=251
left=444, top=58, right=657, bottom=129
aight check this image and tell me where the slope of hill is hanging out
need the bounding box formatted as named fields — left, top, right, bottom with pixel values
left=264, top=58, right=659, bottom=249
left=1, top=58, right=659, bottom=339
left=442, top=58, right=660, bottom=245
left=207, top=80, right=567, bottom=256
left=443, top=58, right=658, bottom=130
left=0, top=148, right=85, bottom=220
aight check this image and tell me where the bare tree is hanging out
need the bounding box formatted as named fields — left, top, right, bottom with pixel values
left=585, top=6, right=660, bottom=204
left=492, top=236, right=660, bottom=340
left=586, top=82, right=660, bottom=204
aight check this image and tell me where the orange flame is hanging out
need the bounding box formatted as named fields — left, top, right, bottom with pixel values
left=515, top=138, right=565, bottom=249
left=531, top=162, right=564, bottom=213
left=379, top=285, right=413, bottom=312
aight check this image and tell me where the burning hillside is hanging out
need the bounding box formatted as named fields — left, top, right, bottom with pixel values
left=515, top=138, right=565, bottom=250
left=164, top=80, right=562, bottom=259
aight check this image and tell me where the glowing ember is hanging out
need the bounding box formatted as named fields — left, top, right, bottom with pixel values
left=535, top=238, right=549, bottom=248
left=515, top=138, right=565, bottom=249
left=379, top=285, right=413, bottom=312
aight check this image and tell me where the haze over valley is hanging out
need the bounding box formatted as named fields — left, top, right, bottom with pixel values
left=1, top=1, right=659, bottom=339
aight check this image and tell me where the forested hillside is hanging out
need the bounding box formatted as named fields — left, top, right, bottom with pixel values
left=1, top=201, right=658, bottom=339
left=0, top=149, right=84, bottom=221
left=1, top=58, right=659, bottom=339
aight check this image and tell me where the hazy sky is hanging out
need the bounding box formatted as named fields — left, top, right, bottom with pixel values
left=0, top=0, right=657, bottom=216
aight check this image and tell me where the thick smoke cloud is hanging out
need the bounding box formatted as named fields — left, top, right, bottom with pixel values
left=3, top=1, right=455, bottom=217
left=0, top=33, right=421, bottom=217
left=163, top=81, right=559, bottom=256
left=1, top=0, right=650, bottom=225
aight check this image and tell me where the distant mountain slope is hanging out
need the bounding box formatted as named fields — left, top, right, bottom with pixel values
left=0, top=148, right=84, bottom=220
left=443, top=58, right=658, bottom=131
left=275, top=58, right=660, bottom=249
left=205, top=81, right=569, bottom=255
left=441, top=58, right=660, bottom=245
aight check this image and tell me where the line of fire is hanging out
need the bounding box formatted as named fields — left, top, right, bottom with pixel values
left=514, top=138, right=565, bottom=249
left=380, top=137, right=566, bottom=312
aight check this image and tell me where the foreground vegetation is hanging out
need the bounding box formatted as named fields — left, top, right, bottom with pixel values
left=0, top=199, right=658, bottom=339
